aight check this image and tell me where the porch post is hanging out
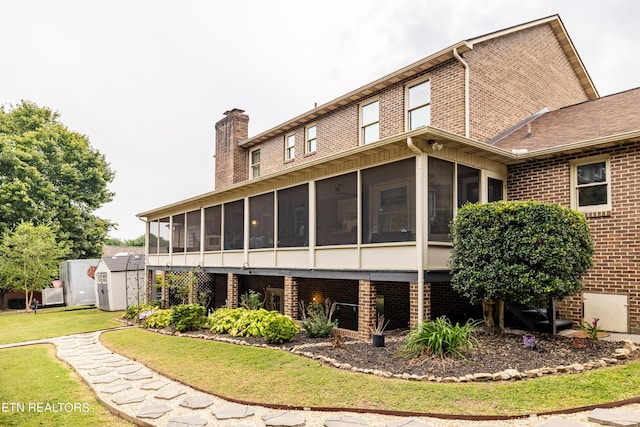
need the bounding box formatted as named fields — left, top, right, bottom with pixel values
left=284, top=276, right=299, bottom=319
left=227, top=273, right=239, bottom=308
left=409, top=281, right=431, bottom=326
left=358, top=279, right=376, bottom=340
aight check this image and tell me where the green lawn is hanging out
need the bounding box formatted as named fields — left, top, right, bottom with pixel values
left=0, top=307, right=125, bottom=345
left=101, top=327, right=640, bottom=416
left=0, top=345, right=132, bottom=426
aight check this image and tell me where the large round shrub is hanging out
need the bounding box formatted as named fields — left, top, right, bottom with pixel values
left=450, top=201, right=593, bottom=329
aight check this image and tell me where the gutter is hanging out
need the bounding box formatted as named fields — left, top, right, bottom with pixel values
left=453, top=46, right=470, bottom=138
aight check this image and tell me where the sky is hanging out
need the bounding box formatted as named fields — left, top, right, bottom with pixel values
left=2, top=0, right=639, bottom=240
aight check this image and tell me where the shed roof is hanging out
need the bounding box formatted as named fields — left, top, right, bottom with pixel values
left=100, top=255, right=146, bottom=273
left=492, top=87, right=640, bottom=151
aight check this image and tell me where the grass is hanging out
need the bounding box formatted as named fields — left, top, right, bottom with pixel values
left=0, top=307, right=125, bottom=345
left=101, top=327, right=640, bottom=416
left=0, top=344, right=132, bottom=426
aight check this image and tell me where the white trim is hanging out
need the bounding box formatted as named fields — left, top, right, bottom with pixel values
left=284, top=133, right=295, bottom=161
left=359, top=97, right=380, bottom=145
left=570, top=154, right=611, bottom=213
left=405, top=77, right=431, bottom=131
left=305, top=123, right=317, bottom=154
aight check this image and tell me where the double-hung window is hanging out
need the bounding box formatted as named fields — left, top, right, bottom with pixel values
left=285, top=134, right=295, bottom=161
left=407, top=79, right=431, bottom=130
left=571, top=156, right=611, bottom=213
left=306, top=124, right=317, bottom=154
left=361, top=99, right=380, bottom=145
left=249, top=148, right=260, bottom=179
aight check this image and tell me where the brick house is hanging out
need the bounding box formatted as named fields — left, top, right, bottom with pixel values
left=138, top=15, right=640, bottom=336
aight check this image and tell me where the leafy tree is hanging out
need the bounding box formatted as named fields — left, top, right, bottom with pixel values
left=0, top=101, right=114, bottom=258
left=449, top=201, right=594, bottom=332
left=104, top=235, right=145, bottom=247
left=0, top=222, right=69, bottom=311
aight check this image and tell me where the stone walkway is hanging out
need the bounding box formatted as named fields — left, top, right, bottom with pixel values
left=3, top=330, right=640, bottom=426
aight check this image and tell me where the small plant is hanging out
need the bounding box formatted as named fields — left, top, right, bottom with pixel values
left=170, top=304, right=206, bottom=332
left=522, top=335, right=538, bottom=350
left=140, top=309, right=172, bottom=329
left=263, top=314, right=298, bottom=344
left=123, top=302, right=161, bottom=320
left=580, top=317, right=603, bottom=340
left=299, top=299, right=338, bottom=338
left=573, top=337, right=586, bottom=349
left=399, top=316, right=480, bottom=359
left=329, top=330, right=344, bottom=349
left=240, top=290, right=264, bottom=310
left=370, top=313, right=390, bottom=335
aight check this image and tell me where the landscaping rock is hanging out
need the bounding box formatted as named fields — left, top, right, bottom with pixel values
left=140, top=379, right=168, bottom=390
left=180, top=395, right=214, bottom=409
left=538, top=419, right=585, bottom=426
left=263, top=411, right=306, bottom=427
left=111, top=391, right=146, bottom=405
left=136, top=402, right=172, bottom=419
left=166, top=414, right=208, bottom=427
left=588, top=408, right=640, bottom=426
left=211, top=404, right=255, bottom=420
left=155, top=386, right=186, bottom=400
left=101, top=383, right=132, bottom=394
left=386, top=419, right=436, bottom=427
left=324, top=415, right=369, bottom=427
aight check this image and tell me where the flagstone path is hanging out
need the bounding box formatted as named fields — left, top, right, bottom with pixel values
left=3, top=330, right=640, bottom=426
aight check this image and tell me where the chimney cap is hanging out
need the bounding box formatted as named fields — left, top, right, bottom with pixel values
left=223, top=108, right=245, bottom=116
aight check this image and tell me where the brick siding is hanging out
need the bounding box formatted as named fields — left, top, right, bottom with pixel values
left=508, top=141, right=640, bottom=332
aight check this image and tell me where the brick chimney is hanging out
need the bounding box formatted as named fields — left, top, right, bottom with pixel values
left=214, top=108, right=249, bottom=189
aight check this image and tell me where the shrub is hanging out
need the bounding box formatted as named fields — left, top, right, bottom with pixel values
left=299, top=300, right=337, bottom=338
left=240, top=290, right=264, bottom=310
left=399, top=316, right=480, bottom=359
left=208, top=308, right=244, bottom=334
left=580, top=317, right=603, bottom=340
left=208, top=307, right=298, bottom=344
left=123, top=302, right=161, bottom=320
left=170, top=304, right=206, bottom=332
left=140, top=309, right=172, bottom=329
left=263, top=315, right=298, bottom=344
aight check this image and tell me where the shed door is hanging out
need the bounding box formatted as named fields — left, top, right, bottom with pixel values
left=97, top=272, right=109, bottom=310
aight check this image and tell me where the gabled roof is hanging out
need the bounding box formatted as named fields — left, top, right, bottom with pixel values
left=99, top=254, right=146, bottom=272
left=239, top=15, right=596, bottom=148
left=493, top=88, right=640, bottom=152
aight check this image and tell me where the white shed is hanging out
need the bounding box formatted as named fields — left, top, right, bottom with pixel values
left=59, top=259, right=99, bottom=306
left=94, top=254, right=146, bottom=311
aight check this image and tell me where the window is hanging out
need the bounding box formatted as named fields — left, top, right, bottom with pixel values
left=407, top=79, right=431, bottom=130
left=278, top=184, right=308, bottom=247
left=250, top=148, right=260, bottom=178
left=158, top=217, right=170, bottom=253
left=361, top=100, right=379, bottom=144
left=172, top=213, right=186, bottom=253
left=306, top=124, right=317, bottom=154
left=285, top=134, right=295, bottom=161
left=204, top=205, right=221, bottom=251
left=316, top=173, right=357, bottom=246
left=249, top=193, right=274, bottom=249
left=362, top=159, right=416, bottom=243
left=148, top=220, right=159, bottom=254
left=571, top=156, right=611, bottom=212
left=186, top=209, right=201, bottom=252
left=457, top=165, right=480, bottom=208
left=487, top=177, right=504, bottom=203
left=428, top=157, right=453, bottom=242
left=223, top=200, right=244, bottom=250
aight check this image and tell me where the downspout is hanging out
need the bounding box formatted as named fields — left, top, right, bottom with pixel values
left=406, top=137, right=425, bottom=323
left=453, top=47, right=470, bottom=138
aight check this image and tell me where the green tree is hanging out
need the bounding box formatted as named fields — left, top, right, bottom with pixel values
left=0, top=222, right=70, bottom=311
left=449, top=201, right=594, bottom=332
left=0, top=101, right=114, bottom=258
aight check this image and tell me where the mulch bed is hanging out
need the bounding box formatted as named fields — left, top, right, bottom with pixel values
left=206, top=328, right=625, bottom=379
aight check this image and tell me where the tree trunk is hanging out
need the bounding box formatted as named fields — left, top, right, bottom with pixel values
left=482, top=299, right=505, bottom=333
left=25, top=289, right=33, bottom=312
